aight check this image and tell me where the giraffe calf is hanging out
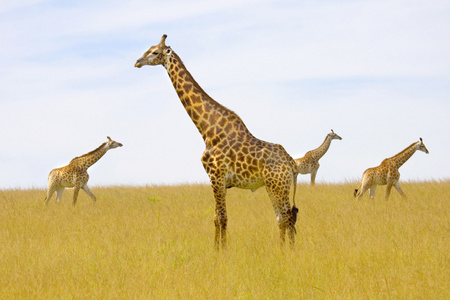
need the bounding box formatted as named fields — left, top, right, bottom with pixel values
left=295, top=130, right=342, bottom=185
left=44, top=137, right=122, bottom=206
left=354, top=138, right=428, bottom=200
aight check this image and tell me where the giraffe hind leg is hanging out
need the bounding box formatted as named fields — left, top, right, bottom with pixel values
left=355, top=182, right=370, bottom=200
left=56, top=187, right=64, bottom=203
left=44, top=185, right=57, bottom=204
left=265, top=183, right=296, bottom=248
left=369, top=185, right=377, bottom=199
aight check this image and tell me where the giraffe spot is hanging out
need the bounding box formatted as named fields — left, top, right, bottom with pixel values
left=211, top=136, right=220, bottom=145
left=189, top=109, right=200, bottom=121
left=204, top=102, right=213, bottom=112
left=223, top=124, right=232, bottom=134
left=241, top=171, right=251, bottom=178
left=248, top=165, right=259, bottom=173
left=183, top=83, right=192, bottom=93
left=191, top=95, right=200, bottom=104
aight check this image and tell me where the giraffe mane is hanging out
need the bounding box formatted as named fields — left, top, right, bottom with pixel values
left=387, top=142, right=418, bottom=160
left=171, top=50, right=251, bottom=134
left=70, top=142, right=107, bottom=163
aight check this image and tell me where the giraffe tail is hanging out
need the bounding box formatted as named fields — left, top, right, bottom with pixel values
left=354, top=183, right=361, bottom=198
left=291, top=171, right=299, bottom=233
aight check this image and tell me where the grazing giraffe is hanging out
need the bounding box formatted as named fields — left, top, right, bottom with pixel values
left=135, top=35, right=299, bottom=249
left=44, top=137, right=123, bottom=206
left=295, top=129, right=342, bottom=185
left=354, top=138, right=429, bottom=200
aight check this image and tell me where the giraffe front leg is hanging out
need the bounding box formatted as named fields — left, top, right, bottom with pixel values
left=72, top=185, right=81, bottom=206
left=385, top=182, right=394, bottom=201
left=82, top=184, right=97, bottom=204
left=211, top=183, right=227, bottom=250
left=310, top=169, right=317, bottom=186
left=394, top=182, right=406, bottom=199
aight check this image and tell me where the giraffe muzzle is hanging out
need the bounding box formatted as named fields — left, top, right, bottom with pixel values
left=134, top=59, right=144, bottom=68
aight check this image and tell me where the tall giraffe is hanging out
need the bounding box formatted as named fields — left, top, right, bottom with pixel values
left=354, top=138, right=428, bottom=200
left=44, top=137, right=123, bottom=206
left=135, top=35, right=299, bottom=249
left=295, top=129, right=342, bottom=185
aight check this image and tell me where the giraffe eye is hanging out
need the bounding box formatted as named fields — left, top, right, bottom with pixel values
left=152, top=52, right=159, bottom=55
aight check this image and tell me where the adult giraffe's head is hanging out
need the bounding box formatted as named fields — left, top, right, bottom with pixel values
left=134, top=34, right=172, bottom=68
left=416, top=137, right=429, bottom=154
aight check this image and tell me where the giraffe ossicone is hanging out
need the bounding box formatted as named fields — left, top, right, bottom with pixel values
left=295, top=129, right=342, bottom=185
left=354, top=138, right=429, bottom=200
left=44, top=136, right=123, bottom=206
left=135, top=34, right=299, bottom=249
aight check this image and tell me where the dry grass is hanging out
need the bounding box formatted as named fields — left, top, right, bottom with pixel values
left=0, top=181, right=449, bottom=299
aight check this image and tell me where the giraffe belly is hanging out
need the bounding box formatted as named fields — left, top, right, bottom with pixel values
left=225, top=172, right=265, bottom=191
left=297, top=164, right=312, bottom=174
left=60, top=179, right=75, bottom=188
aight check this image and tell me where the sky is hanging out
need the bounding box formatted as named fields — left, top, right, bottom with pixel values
left=1, top=0, right=449, bottom=189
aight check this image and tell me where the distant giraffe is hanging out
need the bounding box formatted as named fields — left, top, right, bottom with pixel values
left=135, top=35, right=299, bottom=249
left=354, top=138, right=428, bottom=200
left=44, top=137, right=123, bottom=206
left=295, top=129, right=342, bottom=185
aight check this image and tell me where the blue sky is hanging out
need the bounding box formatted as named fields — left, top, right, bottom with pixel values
left=1, top=0, right=449, bottom=189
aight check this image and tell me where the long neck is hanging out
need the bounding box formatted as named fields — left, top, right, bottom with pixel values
left=310, top=135, right=332, bottom=160
left=71, top=143, right=108, bottom=169
left=164, top=52, right=253, bottom=146
left=388, top=142, right=417, bottom=168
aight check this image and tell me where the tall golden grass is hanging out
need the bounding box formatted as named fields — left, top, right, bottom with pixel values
left=0, top=181, right=449, bottom=299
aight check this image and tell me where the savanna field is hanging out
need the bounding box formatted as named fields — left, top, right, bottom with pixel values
left=1, top=181, right=449, bottom=299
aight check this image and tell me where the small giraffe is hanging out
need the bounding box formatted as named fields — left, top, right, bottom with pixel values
left=295, top=129, right=342, bottom=185
left=135, top=35, right=299, bottom=249
left=354, top=138, right=429, bottom=200
left=44, top=137, right=123, bottom=206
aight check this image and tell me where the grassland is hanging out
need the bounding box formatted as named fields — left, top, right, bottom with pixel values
left=0, top=181, right=449, bottom=299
